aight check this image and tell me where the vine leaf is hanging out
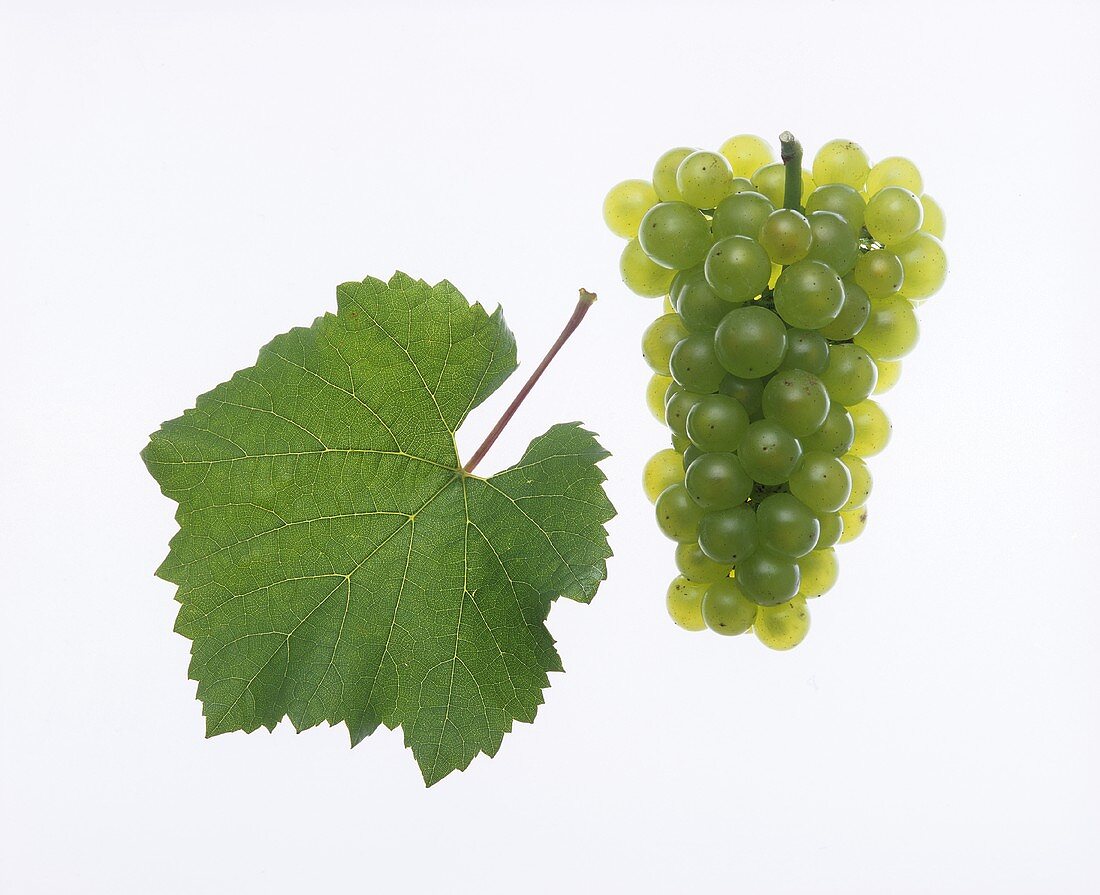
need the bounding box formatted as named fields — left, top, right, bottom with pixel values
left=142, top=272, right=614, bottom=785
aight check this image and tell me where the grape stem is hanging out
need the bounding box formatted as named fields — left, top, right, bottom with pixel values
left=463, top=288, right=597, bottom=474
left=779, top=131, right=803, bottom=210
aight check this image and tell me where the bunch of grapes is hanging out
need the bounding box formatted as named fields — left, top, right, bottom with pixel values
left=603, top=133, right=947, bottom=650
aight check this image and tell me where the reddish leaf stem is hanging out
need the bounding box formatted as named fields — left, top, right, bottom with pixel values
left=463, top=288, right=597, bottom=474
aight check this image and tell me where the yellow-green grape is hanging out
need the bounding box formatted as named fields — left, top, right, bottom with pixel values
left=797, top=548, right=838, bottom=597
left=866, top=156, right=923, bottom=196
left=729, top=176, right=756, bottom=194
left=754, top=598, right=810, bottom=650
left=676, top=150, right=734, bottom=209
left=652, top=147, right=696, bottom=201
left=873, top=359, right=902, bottom=394
left=839, top=507, right=867, bottom=543
left=840, top=454, right=872, bottom=510
left=811, top=139, right=871, bottom=190
left=769, top=263, right=782, bottom=288
left=750, top=163, right=786, bottom=207
left=759, top=209, right=812, bottom=265
left=719, top=134, right=775, bottom=178
left=603, top=179, right=659, bottom=239
left=702, top=579, right=758, bottom=635
left=621, top=238, right=676, bottom=298
left=675, top=541, right=732, bottom=584
left=805, top=183, right=866, bottom=231
left=920, top=193, right=946, bottom=238
left=853, top=249, right=905, bottom=299
left=667, top=576, right=707, bottom=632
left=646, top=373, right=673, bottom=422
left=641, top=313, right=688, bottom=375
left=663, top=294, right=675, bottom=314
left=854, top=295, right=920, bottom=360
left=893, top=232, right=948, bottom=299
left=864, top=187, right=924, bottom=246
left=849, top=399, right=892, bottom=458
left=643, top=448, right=684, bottom=503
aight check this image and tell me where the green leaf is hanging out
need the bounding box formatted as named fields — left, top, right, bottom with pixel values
left=142, top=272, right=614, bottom=785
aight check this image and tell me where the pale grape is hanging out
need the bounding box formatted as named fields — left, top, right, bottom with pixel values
left=798, top=548, right=839, bottom=597
left=652, top=147, right=696, bottom=201
left=759, top=208, right=812, bottom=265
left=819, top=281, right=871, bottom=342
left=873, top=359, right=902, bottom=394
left=920, top=193, right=946, bottom=238
left=667, top=576, right=707, bottom=631
left=719, top=134, right=775, bottom=178
left=894, top=232, right=948, bottom=299
left=621, top=238, right=676, bottom=298
left=804, top=211, right=860, bottom=276
left=643, top=448, right=685, bottom=503
left=603, top=179, right=659, bottom=239
left=801, top=403, right=855, bottom=457
left=676, top=150, right=735, bottom=209
left=646, top=373, right=673, bottom=422
left=812, top=139, right=871, bottom=190
left=819, top=343, right=878, bottom=405
left=815, top=511, right=843, bottom=549
left=840, top=453, right=872, bottom=510
left=854, top=295, right=920, bottom=360
left=712, top=191, right=775, bottom=240
left=839, top=506, right=868, bottom=543
left=866, top=156, right=923, bottom=195
left=788, top=451, right=852, bottom=514
left=853, top=249, right=905, bottom=299
left=754, top=597, right=810, bottom=649
left=702, top=579, right=758, bottom=635
left=676, top=542, right=732, bottom=584
left=751, top=163, right=815, bottom=207
left=805, top=183, right=866, bottom=230
left=638, top=201, right=713, bottom=269
left=849, top=399, right=892, bottom=457
left=865, top=186, right=924, bottom=246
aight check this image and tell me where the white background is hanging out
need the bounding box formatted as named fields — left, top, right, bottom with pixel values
left=2, top=2, right=1098, bottom=892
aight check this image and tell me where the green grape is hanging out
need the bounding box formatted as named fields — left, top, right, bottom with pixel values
left=638, top=202, right=713, bottom=270
left=714, top=305, right=788, bottom=378
left=920, top=193, right=946, bottom=238
left=738, top=419, right=803, bottom=485
left=778, top=328, right=830, bottom=375
left=698, top=504, right=758, bottom=564
left=840, top=453, right=872, bottom=510
left=728, top=177, right=756, bottom=194
left=684, top=445, right=701, bottom=468
left=761, top=369, right=830, bottom=437
left=839, top=506, right=867, bottom=543
left=685, top=452, right=753, bottom=510
left=849, top=399, right=891, bottom=457
left=686, top=393, right=750, bottom=451
left=737, top=548, right=801, bottom=606
left=655, top=483, right=704, bottom=543
left=603, top=179, right=659, bottom=239
left=643, top=448, right=685, bottom=503
left=751, top=163, right=815, bottom=207
left=641, top=313, right=689, bottom=376
left=663, top=294, right=675, bottom=314
left=719, top=134, right=775, bottom=178
left=774, top=260, right=845, bottom=329
left=820, top=343, right=878, bottom=405
left=711, top=191, right=775, bottom=240
left=802, top=403, right=855, bottom=457
left=798, top=548, right=839, bottom=598
left=873, top=359, right=902, bottom=394
left=719, top=373, right=766, bottom=419
left=672, top=432, right=691, bottom=453
left=854, top=295, right=920, bottom=360
left=646, top=373, right=673, bottom=422
left=669, top=333, right=725, bottom=393
left=652, top=147, right=696, bottom=201
left=667, top=576, right=707, bottom=631
left=853, top=249, right=904, bottom=299
left=704, top=236, right=771, bottom=303
left=758, top=208, right=812, bottom=265
left=819, top=281, right=871, bottom=341
left=665, top=387, right=706, bottom=437
left=788, top=451, right=852, bottom=514
left=754, top=597, right=810, bottom=650
left=757, top=492, right=820, bottom=558
left=804, top=211, right=860, bottom=276
left=805, top=183, right=866, bottom=231
left=675, top=541, right=732, bottom=584
left=702, top=578, right=758, bottom=635
left=811, top=139, right=871, bottom=190
left=865, top=186, right=923, bottom=246
left=866, top=156, right=923, bottom=195
left=621, top=238, right=676, bottom=298
left=676, top=150, right=735, bottom=209
left=815, top=511, right=843, bottom=549
left=893, top=232, right=947, bottom=299
left=672, top=266, right=728, bottom=332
